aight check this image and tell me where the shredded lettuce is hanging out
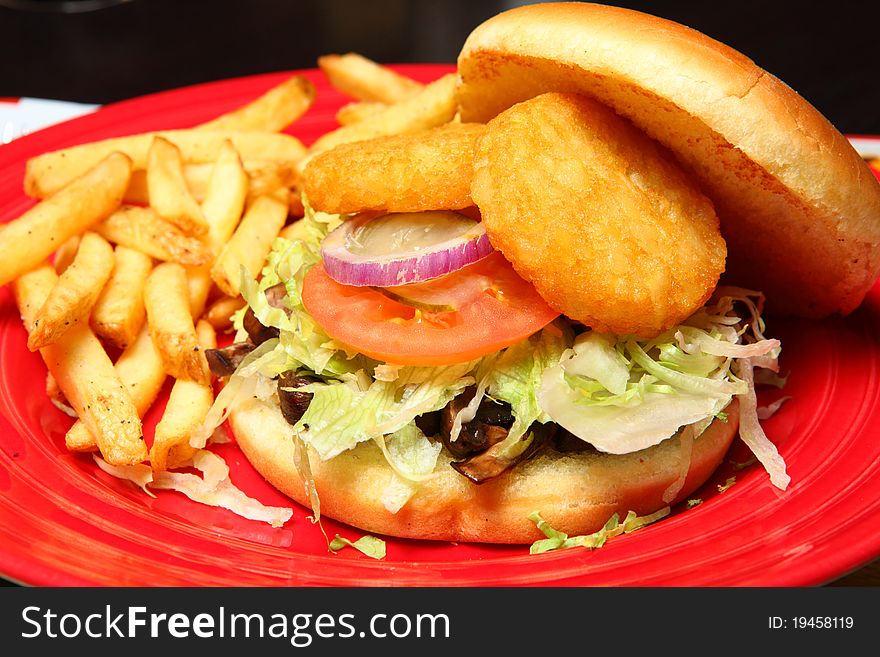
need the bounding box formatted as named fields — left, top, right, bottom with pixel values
left=564, top=331, right=629, bottom=395
left=757, top=396, right=792, bottom=420
left=527, top=507, right=670, bottom=554
left=540, top=359, right=729, bottom=454
left=292, top=432, right=321, bottom=523
left=379, top=422, right=443, bottom=513
left=328, top=534, right=386, bottom=559
left=662, top=424, right=695, bottom=503
left=488, top=324, right=570, bottom=442
left=450, top=324, right=569, bottom=461
left=93, top=456, right=154, bottom=496
left=219, top=206, right=792, bottom=522
left=294, top=360, right=477, bottom=460
left=733, top=358, right=790, bottom=489
left=717, top=476, right=737, bottom=493
left=94, top=450, right=293, bottom=527
left=239, top=238, right=371, bottom=378
left=536, top=288, right=787, bottom=492
left=192, top=339, right=280, bottom=449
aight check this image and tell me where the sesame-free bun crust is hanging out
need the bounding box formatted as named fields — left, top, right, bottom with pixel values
left=229, top=397, right=739, bottom=544
left=457, top=2, right=880, bottom=318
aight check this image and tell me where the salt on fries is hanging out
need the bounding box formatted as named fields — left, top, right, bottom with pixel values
left=150, top=320, right=217, bottom=472
left=66, top=324, right=166, bottom=452
left=147, top=136, right=209, bottom=237
left=124, top=160, right=298, bottom=206
left=25, top=129, right=306, bottom=199
left=90, top=245, right=153, bottom=350
left=1, top=59, right=441, bottom=524
left=308, top=73, right=457, bottom=155
left=13, top=264, right=146, bottom=466
left=144, top=262, right=211, bottom=385
left=95, top=206, right=212, bottom=266
left=211, top=195, right=288, bottom=297
left=0, top=152, right=131, bottom=287
left=27, top=231, right=115, bottom=351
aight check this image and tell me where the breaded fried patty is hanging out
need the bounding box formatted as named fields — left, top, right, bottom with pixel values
left=303, top=123, right=485, bottom=214
left=471, top=92, right=727, bottom=337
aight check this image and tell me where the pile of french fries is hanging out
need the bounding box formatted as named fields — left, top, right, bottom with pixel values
left=0, top=54, right=457, bottom=476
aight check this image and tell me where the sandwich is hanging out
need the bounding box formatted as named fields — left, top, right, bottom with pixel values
left=200, top=3, right=880, bottom=544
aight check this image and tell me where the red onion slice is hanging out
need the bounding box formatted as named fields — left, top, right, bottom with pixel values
left=320, top=211, right=494, bottom=287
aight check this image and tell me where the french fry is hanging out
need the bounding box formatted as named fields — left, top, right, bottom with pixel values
left=95, top=206, right=212, bottom=266
left=27, top=232, right=115, bottom=351
left=308, top=73, right=457, bottom=156
left=46, top=372, right=63, bottom=405
left=175, top=142, right=251, bottom=322
left=244, top=162, right=300, bottom=209
left=124, top=160, right=299, bottom=205
left=25, top=130, right=306, bottom=198
left=90, top=245, right=153, bottom=350
left=53, top=235, right=81, bottom=275
left=147, top=136, right=208, bottom=237
left=201, top=140, right=249, bottom=250
left=318, top=53, right=423, bottom=103
left=335, top=100, right=387, bottom=125
left=0, top=152, right=130, bottom=287
left=66, top=324, right=167, bottom=452
left=144, top=262, right=210, bottom=384
left=46, top=372, right=77, bottom=418
left=211, top=195, right=288, bottom=296
left=150, top=320, right=217, bottom=472
left=199, top=75, right=316, bottom=132
left=279, top=218, right=309, bottom=242
left=204, top=295, right=246, bottom=330
left=250, top=185, right=290, bottom=210
left=13, top=263, right=146, bottom=466
left=186, top=265, right=213, bottom=319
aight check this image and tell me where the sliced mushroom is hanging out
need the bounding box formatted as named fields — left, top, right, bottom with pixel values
left=451, top=422, right=556, bottom=484
left=278, top=371, right=319, bottom=426
left=205, top=341, right=256, bottom=378
left=243, top=282, right=288, bottom=346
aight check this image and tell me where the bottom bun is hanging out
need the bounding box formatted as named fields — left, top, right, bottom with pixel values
left=229, top=397, right=739, bottom=543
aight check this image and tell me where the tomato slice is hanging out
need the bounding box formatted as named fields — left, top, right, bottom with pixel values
left=302, top=252, right=560, bottom=365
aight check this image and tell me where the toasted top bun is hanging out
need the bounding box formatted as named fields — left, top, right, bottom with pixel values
left=229, top=396, right=739, bottom=544
left=456, top=2, right=880, bottom=318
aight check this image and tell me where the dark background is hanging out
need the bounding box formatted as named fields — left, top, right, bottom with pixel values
left=0, top=0, right=879, bottom=134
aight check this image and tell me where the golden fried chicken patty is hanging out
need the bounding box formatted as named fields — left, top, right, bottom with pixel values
left=303, top=123, right=485, bottom=215
left=471, top=92, right=727, bottom=337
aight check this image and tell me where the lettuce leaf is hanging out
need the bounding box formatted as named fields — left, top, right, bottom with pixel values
left=488, top=324, right=570, bottom=443
left=379, top=422, right=443, bottom=513
left=537, top=289, right=779, bottom=458
left=295, top=360, right=478, bottom=460
left=527, top=507, right=670, bottom=554
left=94, top=450, right=293, bottom=527
left=329, top=534, right=386, bottom=559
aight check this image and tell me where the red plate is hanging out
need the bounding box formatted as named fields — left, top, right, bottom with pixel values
left=1, top=66, right=880, bottom=586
